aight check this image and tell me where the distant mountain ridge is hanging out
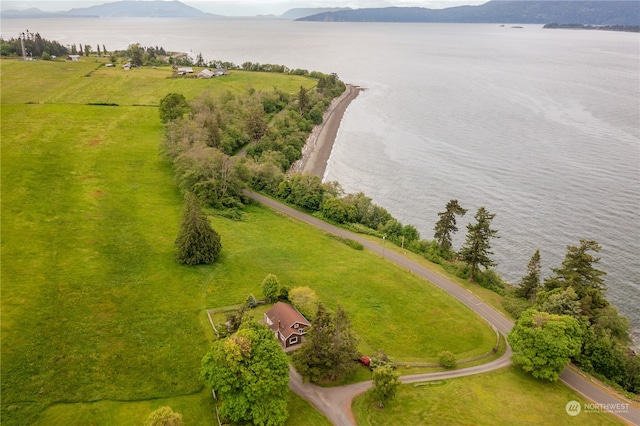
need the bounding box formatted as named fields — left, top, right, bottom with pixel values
left=280, top=7, right=353, bottom=20
left=297, top=1, right=640, bottom=26
left=2, top=0, right=216, bottom=18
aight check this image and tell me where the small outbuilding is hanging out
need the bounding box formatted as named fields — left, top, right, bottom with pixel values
left=264, top=302, right=310, bottom=349
left=197, top=69, right=215, bottom=78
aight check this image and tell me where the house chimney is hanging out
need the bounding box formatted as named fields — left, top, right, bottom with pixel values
left=278, top=320, right=281, bottom=329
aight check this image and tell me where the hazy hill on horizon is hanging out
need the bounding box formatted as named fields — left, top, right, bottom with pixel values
left=297, top=0, right=640, bottom=25
left=279, top=7, right=352, bottom=19
left=2, top=0, right=217, bottom=18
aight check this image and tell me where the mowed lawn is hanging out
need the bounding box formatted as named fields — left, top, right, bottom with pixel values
left=353, top=366, right=625, bottom=426
left=2, top=59, right=495, bottom=424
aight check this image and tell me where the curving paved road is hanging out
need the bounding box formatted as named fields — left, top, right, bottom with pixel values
left=244, top=190, right=640, bottom=426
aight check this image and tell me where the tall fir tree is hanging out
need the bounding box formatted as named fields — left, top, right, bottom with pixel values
left=515, top=249, right=541, bottom=301
left=459, top=206, right=499, bottom=282
left=433, top=199, right=467, bottom=253
left=292, top=303, right=359, bottom=383
left=330, top=305, right=359, bottom=381
left=292, top=303, right=334, bottom=383
left=297, top=86, right=309, bottom=116
left=544, top=239, right=607, bottom=318
left=175, top=192, right=222, bottom=265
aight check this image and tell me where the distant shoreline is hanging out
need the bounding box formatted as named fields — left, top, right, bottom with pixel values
left=291, top=84, right=362, bottom=179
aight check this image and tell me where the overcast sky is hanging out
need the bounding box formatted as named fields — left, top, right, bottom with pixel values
left=1, top=0, right=486, bottom=16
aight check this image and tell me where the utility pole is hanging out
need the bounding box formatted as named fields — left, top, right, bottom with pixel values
left=20, top=33, right=27, bottom=61
left=382, top=234, right=386, bottom=258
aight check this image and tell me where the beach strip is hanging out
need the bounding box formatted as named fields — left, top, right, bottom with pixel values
left=291, top=84, right=362, bottom=179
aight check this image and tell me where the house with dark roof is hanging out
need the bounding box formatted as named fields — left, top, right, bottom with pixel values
left=264, top=302, right=310, bottom=349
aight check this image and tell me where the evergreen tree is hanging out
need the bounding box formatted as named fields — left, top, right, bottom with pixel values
left=196, top=52, right=205, bottom=66
left=515, top=249, right=541, bottom=301
left=96, top=44, right=101, bottom=57
left=129, top=43, right=143, bottom=66
left=292, top=303, right=334, bottom=383
left=544, top=240, right=607, bottom=318
left=174, top=192, right=222, bottom=265
left=433, top=199, right=467, bottom=253
left=330, top=305, right=359, bottom=381
left=292, top=303, right=358, bottom=383
left=103, top=44, right=107, bottom=55
left=297, top=86, right=309, bottom=116
left=459, top=207, right=499, bottom=282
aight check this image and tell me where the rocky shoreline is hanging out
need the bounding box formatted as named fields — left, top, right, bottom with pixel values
left=290, top=84, right=362, bottom=179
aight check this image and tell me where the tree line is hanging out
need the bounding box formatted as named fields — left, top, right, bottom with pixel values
left=160, top=73, right=637, bottom=397
left=506, top=240, right=639, bottom=393
left=0, top=30, right=68, bottom=58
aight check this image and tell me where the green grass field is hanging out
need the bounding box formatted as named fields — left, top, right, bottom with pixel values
left=353, top=366, right=624, bottom=425
left=1, top=58, right=496, bottom=424
left=4, top=57, right=629, bottom=426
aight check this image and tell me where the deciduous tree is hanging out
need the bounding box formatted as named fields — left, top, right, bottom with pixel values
left=508, top=309, right=583, bottom=381
left=159, top=93, right=190, bottom=124
left=289, top=286, right=318, bottom=319
left=201, top=320, right=289, bottom=426
left=433, top=199, right=467, bottom=253
left=459, top=207, right=499, bottom=282
left=262, top=274, right=279, bottom=302
left=174, top=192, right=222, bottom=265
left=368, top=365, right=400, bottom=408
left=277, top=173, right=325, bottom=211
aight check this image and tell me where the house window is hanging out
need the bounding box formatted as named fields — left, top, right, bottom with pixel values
left=289, top=336, right=298, bottom=345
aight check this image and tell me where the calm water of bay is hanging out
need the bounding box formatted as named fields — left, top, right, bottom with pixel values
left=2, top=19, right=638, bottom=337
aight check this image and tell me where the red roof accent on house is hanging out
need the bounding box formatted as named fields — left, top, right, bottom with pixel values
left=264, top=302, right=311, bottom=340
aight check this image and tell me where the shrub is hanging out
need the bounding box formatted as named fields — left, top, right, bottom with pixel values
left=278, top=285, right=290, bottom=301
left=144, top=406, right=184, bottom=426
left=289, top=286, right=318, bottom=319
left=438, top=351, right=456, bottom=369
left=369, top=350, right=394, bottom=370
left=246, top=294, right=257, bottom=309
left=502, top=294, right=533, bottom=319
